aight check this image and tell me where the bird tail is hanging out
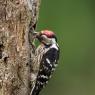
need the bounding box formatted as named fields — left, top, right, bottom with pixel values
left=30, top=83, right=41, bottom=95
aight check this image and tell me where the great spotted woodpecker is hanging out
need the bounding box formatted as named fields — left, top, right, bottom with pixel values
left=31, top=30, right=60, bottom=95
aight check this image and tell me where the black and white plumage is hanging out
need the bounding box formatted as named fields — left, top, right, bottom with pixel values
left=31, top=30, right=60, bottom=95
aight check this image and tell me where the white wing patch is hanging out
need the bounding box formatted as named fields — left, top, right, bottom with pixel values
left=40, top=75, right=48, bottom=79
left=46, top=58, right=50, bottom=63
left=46, top=58, right=52, bottom=67
left=54, top=64, right=58, bottom=67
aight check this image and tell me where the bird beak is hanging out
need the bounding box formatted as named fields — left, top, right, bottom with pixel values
left=32, top=31, right=42, bottom=38
left=32, top=31, right=39, bottom=39
left=32, top=31, right=38, bottom=35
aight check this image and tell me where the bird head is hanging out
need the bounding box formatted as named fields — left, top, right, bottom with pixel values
left=34, top=30, right=57, bottom=45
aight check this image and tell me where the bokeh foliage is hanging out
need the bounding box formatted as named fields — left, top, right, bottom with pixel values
left=37, top=0, right=95, bottom=95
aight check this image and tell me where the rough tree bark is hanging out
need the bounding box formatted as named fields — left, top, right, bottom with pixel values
left=0, top=0, right=41, bottom=95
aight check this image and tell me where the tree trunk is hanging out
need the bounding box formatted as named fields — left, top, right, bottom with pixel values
left=0, top=0, right=41, bottom=95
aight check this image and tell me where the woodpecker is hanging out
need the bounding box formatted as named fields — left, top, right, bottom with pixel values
left=31, top=30, right=60, bottom=95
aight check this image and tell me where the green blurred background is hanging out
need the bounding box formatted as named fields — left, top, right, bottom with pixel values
left=37, top=0, right=95, bottom=95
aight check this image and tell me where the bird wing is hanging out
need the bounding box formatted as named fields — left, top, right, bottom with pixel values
left=32, top=47, right=60, bottom=95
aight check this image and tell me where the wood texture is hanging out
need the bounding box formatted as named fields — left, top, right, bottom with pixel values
left=0, top=0, right=41, bottom=95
